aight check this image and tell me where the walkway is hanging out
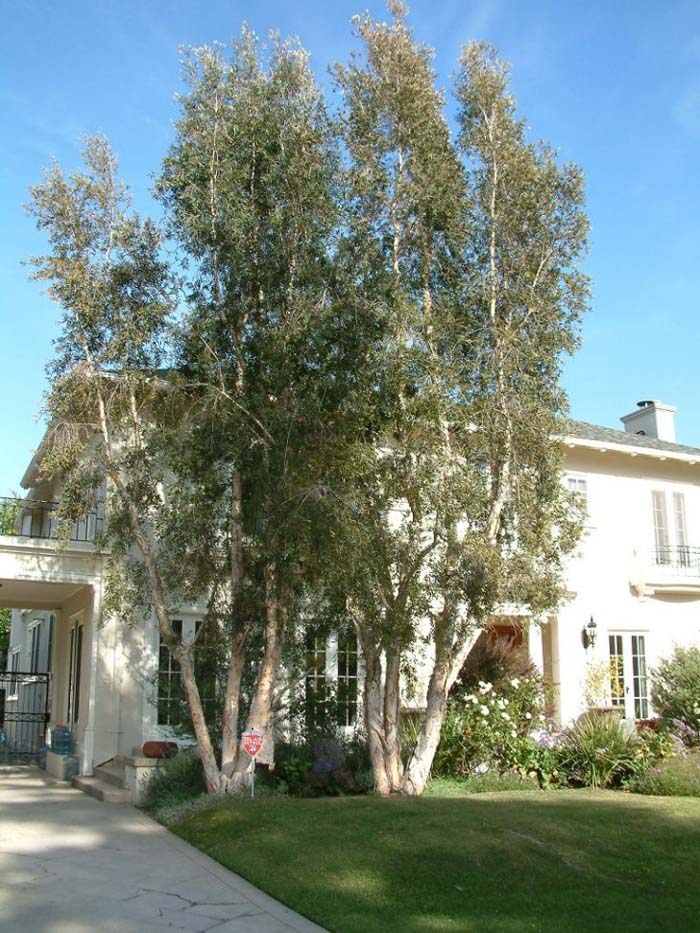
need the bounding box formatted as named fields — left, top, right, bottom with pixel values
left=0, top=767, right=326, bottom=933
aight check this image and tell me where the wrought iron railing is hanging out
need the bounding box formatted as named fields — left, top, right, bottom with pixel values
left=0, top=496, right=103, bottom=543
left=652, top=546, right=700, bottom=574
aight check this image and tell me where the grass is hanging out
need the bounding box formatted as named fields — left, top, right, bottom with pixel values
left=172, top=788, right=700, bottom=933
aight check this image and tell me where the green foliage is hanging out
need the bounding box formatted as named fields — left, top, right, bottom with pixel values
left=556, top=713, right=643, bottom=788
left=651, top=645, right=700, bottom=746
left=631, top=751, right=700, bottom=798
left=271, top=734, right=372, bottom=798
left=423, top=669, right=547, bottom=779
left=141, top=749, right=207, bottom=812
left=425, top=772, right=539, bottom=796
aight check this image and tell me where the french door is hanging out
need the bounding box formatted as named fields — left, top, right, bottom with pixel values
left=608, top=633, right=650, bottom=720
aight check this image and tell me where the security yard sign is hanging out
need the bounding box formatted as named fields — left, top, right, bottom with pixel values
left=242, top=730, right=264, bottom=797
left=242, top=730, right=264, bottom=758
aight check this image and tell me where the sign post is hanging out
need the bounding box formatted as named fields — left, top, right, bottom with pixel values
left=241, top=730, right=264, bottom=799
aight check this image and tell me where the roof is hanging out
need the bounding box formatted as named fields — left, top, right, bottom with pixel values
left=565, top=419, right=700, bottom=460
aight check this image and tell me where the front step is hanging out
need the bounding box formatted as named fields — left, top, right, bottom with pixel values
left=94, top=762, right=127, bottom=789
left=72, top=775, right=130, bottom=804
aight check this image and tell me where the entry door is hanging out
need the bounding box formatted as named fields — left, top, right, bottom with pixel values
left=608, top=633, right=650, bottom=720
left=66, top=618, right=84, bottom=727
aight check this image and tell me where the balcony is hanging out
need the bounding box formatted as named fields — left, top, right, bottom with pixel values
left=631, top=545, right=700, bottom=596
left=0, top=496, right=104, bottom=544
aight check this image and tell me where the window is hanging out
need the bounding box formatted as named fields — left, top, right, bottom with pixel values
left=28, top=622, right=41, bottom=674
left=158, top=620, right=184, bottom=726
left=608, top=635, right=625, bottom=710
left=157, top=619, right=217, bottom=729
left=652, top=490, right=691, bottom=567
left=8, top=648, right=20, bottom=697
left=305, top=632, right=327, bottom=730
left=566, top=475, right=588, bottom=514
left=336, top=629, right=359, bottom=728
left=305, top=629, right=360, bottom=730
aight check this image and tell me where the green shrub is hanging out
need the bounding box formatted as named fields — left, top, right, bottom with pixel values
left=651, top=646, right=700, bottom=746
left=141, top=748, right=207, bottom=811
left=631, top=751, right=700, bottom=797
left=424, top=668, right=547, bottom=779
left=556, top=713, right=642, bottom=788
left=271, top=733, right=371, bottom=797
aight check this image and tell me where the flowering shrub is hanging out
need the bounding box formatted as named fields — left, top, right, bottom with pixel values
left=432, top=673, right=548, bottom=780
left=631, top=750, right=700, bottom=797
left=651, top=646, right=700, bottom=747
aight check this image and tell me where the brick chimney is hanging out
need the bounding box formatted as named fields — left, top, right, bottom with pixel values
left=620, top=400, right=676, bottom=442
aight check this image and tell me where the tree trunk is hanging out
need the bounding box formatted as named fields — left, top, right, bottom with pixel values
left=400, top=629, right=479, bottom=796
left=229, top=563, right=286, bottom=788
left=221, top=629, right=246, bottom=777
left=359, top=632, right=391, bottom=795
left=175, top=646, right=223, bottom=794
left=383, top=647, right=404, bottom=791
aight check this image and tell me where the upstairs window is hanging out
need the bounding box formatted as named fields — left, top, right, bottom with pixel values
left=652, top=490, right=691, bottom=567
left=566, top=475, right=588, bottom=515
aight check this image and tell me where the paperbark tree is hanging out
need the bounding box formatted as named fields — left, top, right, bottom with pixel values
left=157, top=29, right=339, bottom=786
left=26, top=136, right=227, bottom=793
left=326, top=6, right=589, bottom=796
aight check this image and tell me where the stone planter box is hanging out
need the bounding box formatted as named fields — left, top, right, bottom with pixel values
left=116, top=754, right=162, bottom=805
left=45, top=750, right=79, bottom=782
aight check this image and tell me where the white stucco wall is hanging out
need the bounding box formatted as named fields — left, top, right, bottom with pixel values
left=556, top=445, right=700, bottom=724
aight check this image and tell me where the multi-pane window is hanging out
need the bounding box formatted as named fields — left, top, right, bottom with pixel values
left=305, top=633, right=327, bottom=730
left=158, top=620, right=184, bottom=726
left=157, top=619, right=218, bottom=729
left=652, top=490, right=690, bottom=566
left=336, top=629, right=358, bottom=728
left=566, top=476, right=588, bottom=515
left=305, top=629, right=360, bottom=730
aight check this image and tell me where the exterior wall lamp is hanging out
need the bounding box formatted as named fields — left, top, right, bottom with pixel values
left=582, top=616, right=597, bottom=650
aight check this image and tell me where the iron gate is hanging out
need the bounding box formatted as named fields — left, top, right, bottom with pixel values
left=0, top=671, right=50, bottom=763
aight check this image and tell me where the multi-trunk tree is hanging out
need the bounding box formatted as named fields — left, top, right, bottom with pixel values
left=320, top=4, right=589, bottom=795
left=26, top=4, right=588, bottom=797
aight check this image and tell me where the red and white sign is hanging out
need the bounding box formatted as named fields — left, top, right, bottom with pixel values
left=242, top=730, right=264, bottom=758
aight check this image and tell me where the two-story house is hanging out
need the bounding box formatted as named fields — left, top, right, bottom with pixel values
left=2, top=399, right=699, bottom=785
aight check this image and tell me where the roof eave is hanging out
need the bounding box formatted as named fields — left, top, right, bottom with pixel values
left=561, top=434, right=700, bottom=466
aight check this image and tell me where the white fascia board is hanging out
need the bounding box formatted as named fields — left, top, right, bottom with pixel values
left=561, top=434, right=700, bottom=466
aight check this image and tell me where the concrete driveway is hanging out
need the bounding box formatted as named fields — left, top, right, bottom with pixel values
left=0, top=767, right=325, bottom=933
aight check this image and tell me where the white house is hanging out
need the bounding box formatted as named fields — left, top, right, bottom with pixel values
left=2, top=399, right=699, bottom=793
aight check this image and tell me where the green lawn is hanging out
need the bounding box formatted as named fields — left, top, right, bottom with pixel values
left=172, top=789, right=700, bottom=932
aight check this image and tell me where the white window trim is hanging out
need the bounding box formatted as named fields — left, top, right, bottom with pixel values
left=7, top=648, right=21, bottom=701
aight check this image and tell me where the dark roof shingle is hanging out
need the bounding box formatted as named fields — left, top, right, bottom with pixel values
left=566, top=419, right=700, bottom=456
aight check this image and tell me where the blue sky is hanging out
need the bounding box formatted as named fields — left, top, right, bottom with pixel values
left=1, top=0, right=699, bottom=494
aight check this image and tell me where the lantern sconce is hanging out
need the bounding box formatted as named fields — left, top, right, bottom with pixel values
left=582, top=616, right=597, bottom=650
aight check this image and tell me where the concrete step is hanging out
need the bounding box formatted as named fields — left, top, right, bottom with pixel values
left=94, top=763, right=127, bottom=789
left=72, top=775, right=130, bottom=804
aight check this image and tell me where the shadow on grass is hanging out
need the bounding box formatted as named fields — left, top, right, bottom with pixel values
left=173, top=789, right=700, bottom=933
